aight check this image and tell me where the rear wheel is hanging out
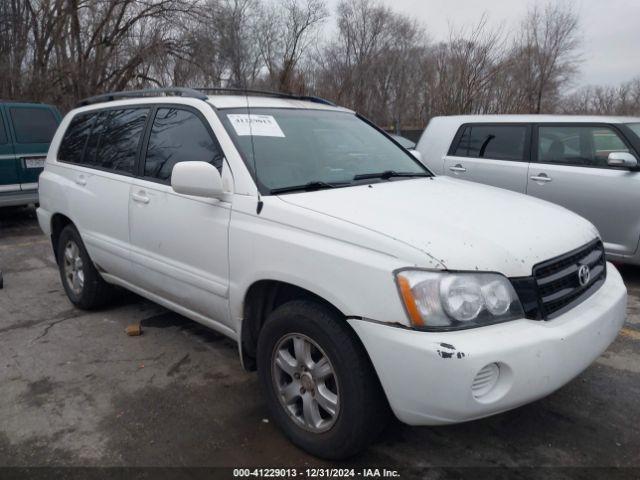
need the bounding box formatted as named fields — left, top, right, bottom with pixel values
left=57, top=225, right=115, bottom=309
left=257, top=300, right=389, bottom=459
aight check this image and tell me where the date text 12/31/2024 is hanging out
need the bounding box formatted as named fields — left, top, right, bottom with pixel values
left=233, top=468, right=401, bottom=478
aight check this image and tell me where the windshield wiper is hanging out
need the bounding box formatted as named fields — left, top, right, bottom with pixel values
left=270, top=181, right=350, bottom=195
left=352, top=170, right=430, bottom=181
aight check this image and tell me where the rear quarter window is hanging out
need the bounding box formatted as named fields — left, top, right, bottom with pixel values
left=58, top=113, right=96, bottom=164
left=10, top=107, right=59, bottom=143
left=58, top=108, right=149, bottom=174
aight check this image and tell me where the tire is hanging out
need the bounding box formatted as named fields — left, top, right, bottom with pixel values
left=257, top=299, right=390, bottom=459
left=56, top=224, right=115, bottom=309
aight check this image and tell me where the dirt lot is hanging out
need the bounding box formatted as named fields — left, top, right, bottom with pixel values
left=1, top=206, right=639, bottom=475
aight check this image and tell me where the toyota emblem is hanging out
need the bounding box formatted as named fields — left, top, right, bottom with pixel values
left=578, top=264, right=591, bottom=287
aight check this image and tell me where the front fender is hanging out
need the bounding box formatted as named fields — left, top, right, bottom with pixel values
left=227, top=196, right=421, bottom=334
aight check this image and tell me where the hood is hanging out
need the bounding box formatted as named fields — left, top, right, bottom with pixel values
left=277, top=176, right=599, bottom=277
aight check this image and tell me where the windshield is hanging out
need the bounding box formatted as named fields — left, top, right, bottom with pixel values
left=626, top=123, right=640, bottom=139
left=218, top=108, right=429, bottom=194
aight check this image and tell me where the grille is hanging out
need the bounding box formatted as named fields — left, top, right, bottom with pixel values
left=532, top=239, right=606, bottom=319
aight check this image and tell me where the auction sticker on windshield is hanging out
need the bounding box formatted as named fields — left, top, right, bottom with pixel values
left=227, top=114, right=285, bottom=137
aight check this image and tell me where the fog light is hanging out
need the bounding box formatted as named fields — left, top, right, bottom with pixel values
left=472, top=363, right=500, bottom=399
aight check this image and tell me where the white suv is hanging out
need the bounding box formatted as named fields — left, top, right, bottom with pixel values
left=37, top=88, right=627, bottom=459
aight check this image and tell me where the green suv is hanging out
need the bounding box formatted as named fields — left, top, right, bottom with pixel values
left=0, top=102, right=61, bottom=207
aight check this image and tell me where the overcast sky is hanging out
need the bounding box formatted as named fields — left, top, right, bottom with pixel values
left=324, top=0, right=640, bottom=90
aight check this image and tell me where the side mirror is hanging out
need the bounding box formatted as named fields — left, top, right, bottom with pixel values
left=171, top=161, right=224, bottom=198
left=410, top=149, right=422, bottom=162
left=607, top=152, right=638, bottom=169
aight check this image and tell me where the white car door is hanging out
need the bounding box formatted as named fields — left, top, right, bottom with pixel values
left=527, top=124, right=640, bottom=257
left=59, top=107, right=150, bottom=280
left=128, top=105, right=232, bottom=327
left=443, top=124, right=531, bottom=193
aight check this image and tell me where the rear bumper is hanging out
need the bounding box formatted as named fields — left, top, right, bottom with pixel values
left=349, top=262, right=627, bottom=426
left=36, top=206, right=52, bottom=236
left=0, top=189, right=38, bottom=208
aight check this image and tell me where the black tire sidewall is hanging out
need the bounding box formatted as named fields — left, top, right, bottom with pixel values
left=257, top=300, right=383, bottom=459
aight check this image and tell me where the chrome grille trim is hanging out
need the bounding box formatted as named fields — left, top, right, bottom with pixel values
left=532, top=239, right=607, bottom=319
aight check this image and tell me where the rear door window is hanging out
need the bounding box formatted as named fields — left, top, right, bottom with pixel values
left=91, top=108, right=149, bottom=174
left=452, top=125, right=528, bottom=161
left=9, top=107, right=58, bottom=143
left=143, top=107, right=223, bottom=182
left=83, top=111, right=109, bottom=168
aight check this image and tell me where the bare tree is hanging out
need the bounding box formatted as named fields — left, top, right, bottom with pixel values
left=325, top=0, right=398, bottom=111
left=314, top=0, right=427, bottom=128
left=0, top=0, right=197, bottom=110
left=383, top=16, right=426, bottom=132
left=0, top=0, right=33, bottom=99
left=560, top=78, right=640, bottom=116
left=215, top=0, right=263, bottom=88
left=258, top=0, right=328, bottom=92
left=512, top=2, right=581, bottom=113
left=424, top=16, right=506, bottom=116
left=1, top=0, right=633, bottom=127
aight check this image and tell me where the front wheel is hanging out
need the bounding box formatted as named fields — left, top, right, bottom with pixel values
left=257, top=300, right=389, bottom=459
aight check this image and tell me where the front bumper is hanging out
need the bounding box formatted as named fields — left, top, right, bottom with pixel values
left=349, top=262, right=627, bottom=426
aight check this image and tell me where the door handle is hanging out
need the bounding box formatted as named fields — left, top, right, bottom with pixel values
left=75, top=174, right=87, bottom=186
left=530, top=174, right=552, bottom=183
left=131, top=192, right=150, bottom=204
left=449, top=164, right=467, bottom=173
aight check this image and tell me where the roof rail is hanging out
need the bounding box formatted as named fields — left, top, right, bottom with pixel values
left=76, top=87, right=207, bottom=107
left=196, top=87, right=336, bottom=106
left=75, top=86, right=336, bottom=108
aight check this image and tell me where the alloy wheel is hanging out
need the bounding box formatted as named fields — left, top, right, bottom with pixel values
left=271, top=333, right=340, bottom=433
left=63, top=240, right=85, bottom=295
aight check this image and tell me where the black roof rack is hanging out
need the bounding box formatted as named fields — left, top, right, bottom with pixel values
left=196, top=87, right=336, bottom=106
left=76, top=86, right=336, bottom=108
left=76, top=87, right=207, bottom=107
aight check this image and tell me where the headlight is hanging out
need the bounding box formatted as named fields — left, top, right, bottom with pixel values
left=396, top=270, right=524, bottom=329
